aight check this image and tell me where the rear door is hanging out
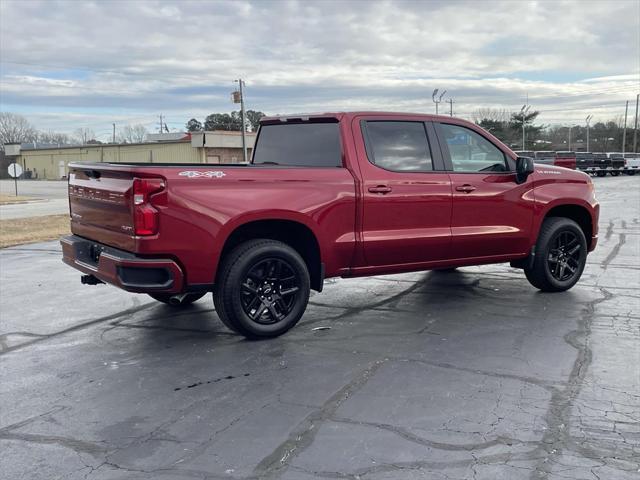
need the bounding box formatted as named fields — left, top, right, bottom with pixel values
left=434, top=122, right=534, bottom=259
left=354, top=118, right=452, bottom=266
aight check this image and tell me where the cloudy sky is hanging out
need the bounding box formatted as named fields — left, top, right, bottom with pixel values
left=1, top=0, right=638, bottom=140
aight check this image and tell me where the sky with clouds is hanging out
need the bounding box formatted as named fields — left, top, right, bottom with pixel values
left=1, top=0, right=638, bottom=140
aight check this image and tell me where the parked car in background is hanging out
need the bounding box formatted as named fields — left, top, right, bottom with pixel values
left=514, top=150, right=535, bottom=159
left=592, top=153, right=611, bottom=176
left=533, top=151, right=556, bottom=165
left=606, top=153, right=625, bottom=176
left=515, top=151, right=577, bottom=170
left=554, top=151, right=577, bottom=170
left=61, top=112, right=600, bottom=338
left=576, top=152, right=595, bottom=172
left=623, top=153, right=640, bottom=175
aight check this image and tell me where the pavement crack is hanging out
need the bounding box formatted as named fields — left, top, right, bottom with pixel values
left=252, top=359, right=387, bottom=478
left=0, top=302, right=156, bottom=355
left=601, top=233, right=626, bottom=269
left=330, top=416, right=534, bottom=452
left=529, top=287, right=614, bottom=479
left=0, top=431, right=108, bottom=456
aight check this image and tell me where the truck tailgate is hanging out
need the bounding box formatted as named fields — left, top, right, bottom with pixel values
left=68, top=166, right=136, bottom=251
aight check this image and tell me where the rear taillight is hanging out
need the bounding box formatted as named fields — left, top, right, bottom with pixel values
left=132, top=177, right=165, bottom=236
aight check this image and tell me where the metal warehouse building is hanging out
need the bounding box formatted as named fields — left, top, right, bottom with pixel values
left=14, top=131, right=256, bottom=180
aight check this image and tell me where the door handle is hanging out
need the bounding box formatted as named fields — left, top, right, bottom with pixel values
left=455, top=184, right=476, bottom=193
left=368, top=185, right=392, bottom=194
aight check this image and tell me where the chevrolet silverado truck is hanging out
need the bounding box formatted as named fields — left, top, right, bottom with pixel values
left=62, top=112, right=599, bottom=338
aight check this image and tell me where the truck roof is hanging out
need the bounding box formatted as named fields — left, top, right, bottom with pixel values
left=260, top=111, right=467, bottom=123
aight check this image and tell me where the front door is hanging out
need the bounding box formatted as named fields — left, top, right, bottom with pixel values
left=435, top=122, right=534, bottom=259
left=355, top=118, right=452, bottom=266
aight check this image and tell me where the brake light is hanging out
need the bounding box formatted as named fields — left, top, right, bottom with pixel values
left=132, top=177, right=165, bottom=236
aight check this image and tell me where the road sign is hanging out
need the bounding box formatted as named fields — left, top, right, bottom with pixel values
left=8, top=163, right=22, bottom=196
left=8, top=163, right=22, bottom=178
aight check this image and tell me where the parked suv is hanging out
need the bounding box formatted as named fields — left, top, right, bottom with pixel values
left=62, top=113, right=600, bottom=338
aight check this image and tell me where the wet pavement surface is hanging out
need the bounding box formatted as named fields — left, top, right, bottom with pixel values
left=1, top=175, right=638, bottom=480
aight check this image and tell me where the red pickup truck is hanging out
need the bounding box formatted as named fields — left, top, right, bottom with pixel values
left=62, top=112, right=599, bottom=338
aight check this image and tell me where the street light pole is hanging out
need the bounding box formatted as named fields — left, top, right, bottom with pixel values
left=234, top=79, right=248, bottom=163
left=622, top=100, right=629, bottom=154
left=432, top=89, right=446, bottom=115
left=568, top=125, right=572, bottom=151
left=585, top=115, right=592, bottom=152
left=633, top=93, right=639, bottom=153
left=520, top=104, right=530, bottom=150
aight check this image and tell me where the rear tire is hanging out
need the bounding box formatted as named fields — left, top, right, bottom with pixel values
left=524, top=217, right=587, bottom=292
left=596, top=171, right=607, bottom=177
left=213, top=239, right=310, bottom=339
left=149, top=292, right=206, bottom=306
left=610, top=171, right=620, bottom=176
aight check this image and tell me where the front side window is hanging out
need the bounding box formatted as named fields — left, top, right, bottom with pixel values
left=439, top=124, right=508, bottom=172
left=253, top=122, right=342, bottom=167
left=365, top=121, right=433, bottom=172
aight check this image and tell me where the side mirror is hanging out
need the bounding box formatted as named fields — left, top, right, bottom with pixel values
left=515, top=156, right=534, bottom=184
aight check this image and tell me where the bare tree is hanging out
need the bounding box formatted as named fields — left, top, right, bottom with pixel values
left=117, top=124, right=148, bottom=143
left=73, top=128, right=96, bottom=145
left=36, top=130, right=71, bottom=146
left=0, top=112, right=37, bottom=149
left=471, top=108, right=512, bottom=125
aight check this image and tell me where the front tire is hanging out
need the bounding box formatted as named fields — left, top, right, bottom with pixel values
left=525, top=217, right=587, bottom=292
left=213, top=239, right=310, bottom=339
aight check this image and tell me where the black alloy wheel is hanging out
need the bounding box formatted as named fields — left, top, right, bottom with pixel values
left=241, top=258, right=301, bottom=325
left=546, top=231, right=582, bottom=282
left=524, top=217, right=587, bottom=292
left=213, top=239, right=310, bottom=338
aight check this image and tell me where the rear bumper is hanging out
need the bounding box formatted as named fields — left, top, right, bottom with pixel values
left=61, top=235, right=184, bottom=293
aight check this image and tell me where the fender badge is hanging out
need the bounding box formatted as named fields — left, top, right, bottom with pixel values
left=179, top=171, right=226, bottom=178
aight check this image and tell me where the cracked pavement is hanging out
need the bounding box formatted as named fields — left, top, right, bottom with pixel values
left=1, top=175, right=638, bottom=480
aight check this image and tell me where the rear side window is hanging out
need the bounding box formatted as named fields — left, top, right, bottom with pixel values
left=364, top=121, right=433, bottom=172
left=253, top=122, right=342, bottom=167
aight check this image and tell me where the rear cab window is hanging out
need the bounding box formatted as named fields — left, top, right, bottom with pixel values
left=252, top=121, right=342, bottom=167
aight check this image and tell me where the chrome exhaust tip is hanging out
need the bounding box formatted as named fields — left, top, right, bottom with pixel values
left=168, top=293, right=188, bottom=306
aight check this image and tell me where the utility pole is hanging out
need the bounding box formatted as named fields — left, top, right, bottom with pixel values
left=568, top=125, right=572, bottom=151
left=112, top=123, right=116, bottom=144
left=432, top=89, right=446, bottom=115
left=447, top=98, right=454, bottom=117
left=233, top=79, right=248, bottom=163
left=520, top=104, right=530, bottom=150
left=633, top=93, right=639, bottom=153
left=158, top=115, right=164, bottom=133
left=585, top=115, right=592, bottom=152
left=622, top=100, right=629, bottom=154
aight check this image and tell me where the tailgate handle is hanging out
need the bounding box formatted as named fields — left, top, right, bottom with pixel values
left=85, top=170, right=101, bottom=179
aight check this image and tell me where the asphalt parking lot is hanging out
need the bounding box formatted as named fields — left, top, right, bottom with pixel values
left=1, top=175, right=638, bottom=480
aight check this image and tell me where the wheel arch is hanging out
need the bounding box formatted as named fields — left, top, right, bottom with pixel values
left=217, top=217, right=324, bottom=291
left=540, top=203, right=594, bottom=247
